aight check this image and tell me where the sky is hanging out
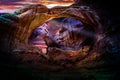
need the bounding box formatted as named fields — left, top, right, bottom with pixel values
left=0, top=0, right=73, bottom=13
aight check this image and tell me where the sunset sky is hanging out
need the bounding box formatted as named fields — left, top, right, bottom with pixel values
left=0, top=0, right=73, bottom=13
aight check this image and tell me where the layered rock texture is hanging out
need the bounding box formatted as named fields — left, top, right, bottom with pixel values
left=0, top=0, right=119, bottom=71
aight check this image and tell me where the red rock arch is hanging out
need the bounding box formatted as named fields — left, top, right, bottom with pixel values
left=14, top=4, right=102, bottom=48
left=0, top=3, right=104, bottom=70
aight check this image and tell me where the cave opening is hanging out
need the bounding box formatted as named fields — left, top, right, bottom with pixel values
left=29, top=17, right=95, bottom=56
left=29, top=17, right=65, bottom=53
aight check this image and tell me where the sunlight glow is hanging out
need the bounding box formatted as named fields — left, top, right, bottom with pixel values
left=47, top=4, right=72, bottom=8
left=0, top=0, right=73, bottom=13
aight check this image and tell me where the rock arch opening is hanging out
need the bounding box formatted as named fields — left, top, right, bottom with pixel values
left=29, top=17, right=96, bottom=59
left=0, top=2, right=110, bottom=71
left=29, top=17, right=64, bottom=53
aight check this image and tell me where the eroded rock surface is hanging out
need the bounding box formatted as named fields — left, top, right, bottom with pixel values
left=0, top=2, right=119, bottom=71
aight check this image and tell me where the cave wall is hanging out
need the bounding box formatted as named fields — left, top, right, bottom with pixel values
left=0, top=13, right=19, bottom=52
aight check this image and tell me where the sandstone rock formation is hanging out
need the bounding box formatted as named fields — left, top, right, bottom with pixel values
left=0, top=0, right=119, bottom=71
